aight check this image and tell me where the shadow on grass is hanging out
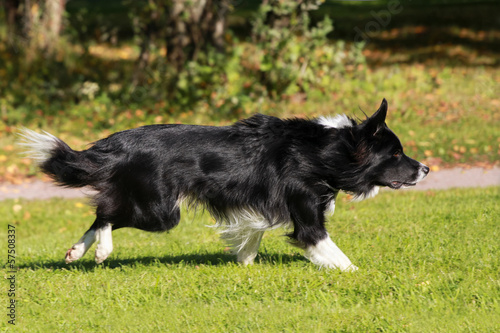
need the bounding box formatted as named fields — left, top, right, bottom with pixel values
left=18, top=252, right=307, bottom=272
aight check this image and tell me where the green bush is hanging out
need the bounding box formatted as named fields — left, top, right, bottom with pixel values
left=248, top=1, right=365, bottom=98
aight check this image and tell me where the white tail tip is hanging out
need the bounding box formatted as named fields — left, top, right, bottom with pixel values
left=17, top=128, right=59, bottom=164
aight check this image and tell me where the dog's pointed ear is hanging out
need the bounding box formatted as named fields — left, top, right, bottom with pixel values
left=372, top=98, right=388, bottom=124
left=365, top=98, right=388, bottom=136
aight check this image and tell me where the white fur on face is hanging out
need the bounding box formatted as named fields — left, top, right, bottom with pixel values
left=304, top=234, right=358, bottom=271
left=415, top=163, right=429, bottom=183
left=316, top=116, right=381, bottom=202
left=316, top=114, right=353, bottom=129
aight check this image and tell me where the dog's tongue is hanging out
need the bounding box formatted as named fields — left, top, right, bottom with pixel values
left=391, top=181, right=403, bottom=189
left=391, top=181, right=417, bottom=189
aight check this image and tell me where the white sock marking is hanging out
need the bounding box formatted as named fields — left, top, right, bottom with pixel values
left=95, top=223, right=113, bottom=264
left=65, top=224, right=114, bottom=264
left=65, top=229, right=96, bottom=264
left=304, top=234, right=358, bottom=271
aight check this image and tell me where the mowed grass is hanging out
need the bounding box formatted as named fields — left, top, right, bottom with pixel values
left=1, top=187, right=499, bottom=332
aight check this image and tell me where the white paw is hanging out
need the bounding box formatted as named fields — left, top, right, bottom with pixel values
left=95, top=244, right=112, bottom=264
left=304, top=235, right=358, bottom=272
left=65, top=244, right=86, bottom=264
left=94, top=223, right=113, bottom=264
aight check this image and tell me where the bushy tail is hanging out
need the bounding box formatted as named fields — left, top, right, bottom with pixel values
left=18, top=128, right=97, bottom=188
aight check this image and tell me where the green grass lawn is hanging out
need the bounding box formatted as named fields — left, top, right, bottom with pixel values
left=1, top=187, right=499, bottom=332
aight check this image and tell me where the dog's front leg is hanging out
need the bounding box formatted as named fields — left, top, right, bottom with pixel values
left=235, top=230, right=265, bottom=265
left=289, top=194, right=358, bottom=271
left=303, top=233, right=358, bottom=271
left=219, top=208, right=267, bottom=265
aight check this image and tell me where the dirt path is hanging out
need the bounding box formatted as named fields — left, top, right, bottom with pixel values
left=1, top=166, right=499, bottom=201
left=412, top=166, right=500, bottom=191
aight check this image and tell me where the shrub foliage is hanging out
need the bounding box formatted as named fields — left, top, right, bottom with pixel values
left=0, top=0, right=365, bottom=119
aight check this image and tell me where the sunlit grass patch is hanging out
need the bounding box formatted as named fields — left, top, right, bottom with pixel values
left=1, top=187, right=498, bottom=332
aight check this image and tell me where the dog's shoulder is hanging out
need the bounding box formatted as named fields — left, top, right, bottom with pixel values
left=233, top=113, right=282, bottom=129
left=233, top=113, right=326, bottom=136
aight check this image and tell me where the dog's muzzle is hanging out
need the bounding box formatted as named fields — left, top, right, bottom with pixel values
left=416, top=164, right=430, bottom=183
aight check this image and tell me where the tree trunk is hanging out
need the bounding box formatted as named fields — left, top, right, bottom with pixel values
left=41, top=0, right=64, bottom=53
left=132, top=9, right=162, bottom=87
left=18, top=0, right=66, bottom=58
left=5, top=0, right=22, bottom=44
left=166, top=0, right=229, bottom=72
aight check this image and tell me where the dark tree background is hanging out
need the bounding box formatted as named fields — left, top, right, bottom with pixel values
left=1, top=0, right=498, bottom=115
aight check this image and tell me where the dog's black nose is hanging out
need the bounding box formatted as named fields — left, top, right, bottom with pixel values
left=422, top=165, right=430, bottom=174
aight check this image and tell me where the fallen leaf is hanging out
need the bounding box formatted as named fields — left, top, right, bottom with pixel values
left=20, top=158, right=32, bottom=166
left=13, top=204, right=22, bottom=213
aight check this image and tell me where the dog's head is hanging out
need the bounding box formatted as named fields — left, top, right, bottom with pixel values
left=356, top=99, right=429, bottom=190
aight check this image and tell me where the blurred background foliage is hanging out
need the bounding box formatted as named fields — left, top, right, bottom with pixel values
left=1, top=0, right=497, bottom=120
left=2, top=0, right=366, bottom=118
left=0, top=0, right=499, bottom=180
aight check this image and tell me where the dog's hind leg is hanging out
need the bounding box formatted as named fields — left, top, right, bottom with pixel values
left=95, top=223, right=113, bottom=264
left=65, top=218, right=113, bottom=264
left=65, top=227, right=97, bottom=264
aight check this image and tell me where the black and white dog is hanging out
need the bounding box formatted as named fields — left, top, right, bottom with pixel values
left=20, top=99, right=428, bottom=271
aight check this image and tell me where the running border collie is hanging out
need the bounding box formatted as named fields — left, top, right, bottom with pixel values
left=19, top=99, right=429, bottom=271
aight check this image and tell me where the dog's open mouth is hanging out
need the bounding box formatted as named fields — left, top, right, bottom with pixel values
left=389, top=181, right=416, bottom=189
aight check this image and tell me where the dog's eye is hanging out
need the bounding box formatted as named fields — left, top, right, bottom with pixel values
left=393, top=150, right=402, bottom=157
